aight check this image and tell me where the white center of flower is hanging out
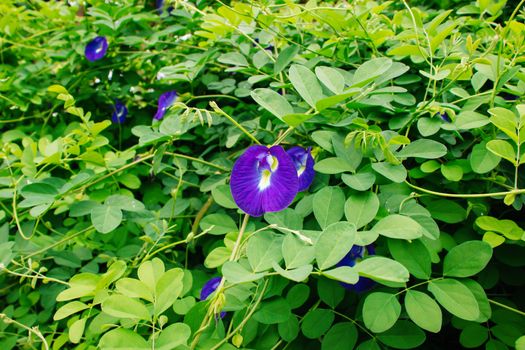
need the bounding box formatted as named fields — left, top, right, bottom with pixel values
left=297, top=165, right=306, bottom=176
left=258, top=155, right=279, bottom=191
left=258, top=169, right=272, bottom=190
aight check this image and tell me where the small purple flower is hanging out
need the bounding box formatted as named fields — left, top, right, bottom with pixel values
left=230, top=145, right=299, bottom=217
left=501, top=92, right=519, bottom=101
left=85, top=36, right=108, bottom=62
left=337, top=245, right=375, bottom=292
left=200, top=277, right=222, bottom=301
left=438, top=112, right=451, bottom=123
left=156, top=0, right=173, bottom=14
left=154, top=91, right=177, bottom=120
left=287, top=146, right=315, bottom=192
left=200, top=277, right=226, bottom=318
left=111, top=100, right=127, bottom=124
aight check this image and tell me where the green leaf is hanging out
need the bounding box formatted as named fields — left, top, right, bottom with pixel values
left=344, top=191, right=379, bottom=229
left=315, top=221, right=356, bottom=270
left=342, top=171, right=376, bottom=191
left=363, top=292, right=401, bottom=333
left=99, top=329, right=149, bottom=350
left=253, top=298, right=291, bottom=324
left=322, top=322, right=358, bottom=350
left=322, top=266, right=359, bottom=285
left=282, top=113, right=315, bottom=127
left=486, top=139, right=516, bottom=164
left=488, top=107, right=518, bottom=142
left=417, top=117, right=441, bottom=136
left=273, top=263, right=313, bottom=282
left=222, top=261, right=265, bottom=283
left=470, top=142, right=501, bottom=174
left=356, top=340, right=381, bottom=350
left=69, top=318, right=86, bottom=344
left=476, top=216, right=523, bottom=240
left=247, top=233, right=283, bottom=272
left=155, top=323, right=191, bottom=350
left=461, top=279, right=491, bottom=322
left=155, top=268, right=184, bottom=315
left=428, top=279, right=480, bottom=321
left=425, top=199, right=466, bottom=224
left=376, top=320, right=426, bottom=349
left=282, top=234, right=315, bottom=269
left=372, top=214, right=425, bottom=240
left=318, top=278, right=344, bottom=308
left=207, top=247, right=229, bottom=269
left=314, top=157, right=356, bottom=174
left=352, top=58, right=393, bottom=87
left=396, top=139, right=447, bottom=159
left=301, top=309, right=334, bottom=339
left=217, top=52, right=248, bottom=66
left=91, top=205, right=122, bottom=234
left=286, top=284, right=310, bottom=309
left=105, top=195, right=145, bottom=212
left=200, top=213, right=237, bottom=235
left=405, top=290, right=442, bottom=333
left=101, top=295, right=151, bottom=320
left=315, top=88, right=361, bottom=111
left=115, top=278, right=154, bottom=302
left=313, top=186, right=345, bottom=229
left=315, top=66, right=345, bottom=94
left=289, top=64, right=325, bottom=108
left=211, top=184, right=237, bottom=209
left=388, top=239, right=431, bottom=279
left=441, top=163, right=463, bottom=181
left=460, top=324, right=489, bottom=348
left=19, top=182, right=58, bottom=207
left=443, top=241, right=492, bottom=277
left=251, top=88, right=294, bottom=120
left=53, top=301, right=89, bottom=321
left=278, top=315, right=300, bottom=342
left=265, top=208, right=303, bottom=231
left=356, top=257, right=410, bottom=283
left=274, top=45, right=300, bottom=74
left=138, top=258, right=165, bottom=292
left=371, top=162, right=407, bottom=183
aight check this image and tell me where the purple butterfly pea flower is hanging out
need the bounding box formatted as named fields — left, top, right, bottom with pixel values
left=286, top=146, right=315, bottom=192
left=154, top=91, right=177, bottom=120
left=230, top=145, right=299, bottom=217
left=337, top=245, right=376, bottom=292
left=200, top=277, right=226, bottom=318
left=85, top=36, right=108, bottom=62
left=438, top=112, right=451, bottom=123
left=156, top=0, right=174, bottom=14
left=111, top=100, right=127, bottom=124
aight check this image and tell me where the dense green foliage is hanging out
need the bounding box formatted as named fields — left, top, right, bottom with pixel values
left=1, top=0, right=525, bottom=349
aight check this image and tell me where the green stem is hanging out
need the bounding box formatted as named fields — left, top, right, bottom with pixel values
left=209, top=101, right=261, bottom=145
left=406, top=181, right=525, bottom=198
left=190, top=214, right=251, bottom=349
left=489, top=299, right=525, bottom=317
left=209, top=279, right=269, bottom=350
left=0, top=314, right=49, bottom=350
left=165, top=152, right=230, bottom=172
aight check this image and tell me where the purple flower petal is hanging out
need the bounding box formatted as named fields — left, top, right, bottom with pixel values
left=154, top=91, right=177, bottom=120
left=230, top=145, right=299, bottom=217
left=200, top=276, right=222, bottom=301
left=200, top=277, right=226, bottom=318
left=85, top=36, right=108, bottom=62
left=287, top=146, right=315, bottom=192
left=111, top=100, right=127, bottom=124
left=438, top=112, right=451, bottom=123
left=337, top=245, right=375, bottom=292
